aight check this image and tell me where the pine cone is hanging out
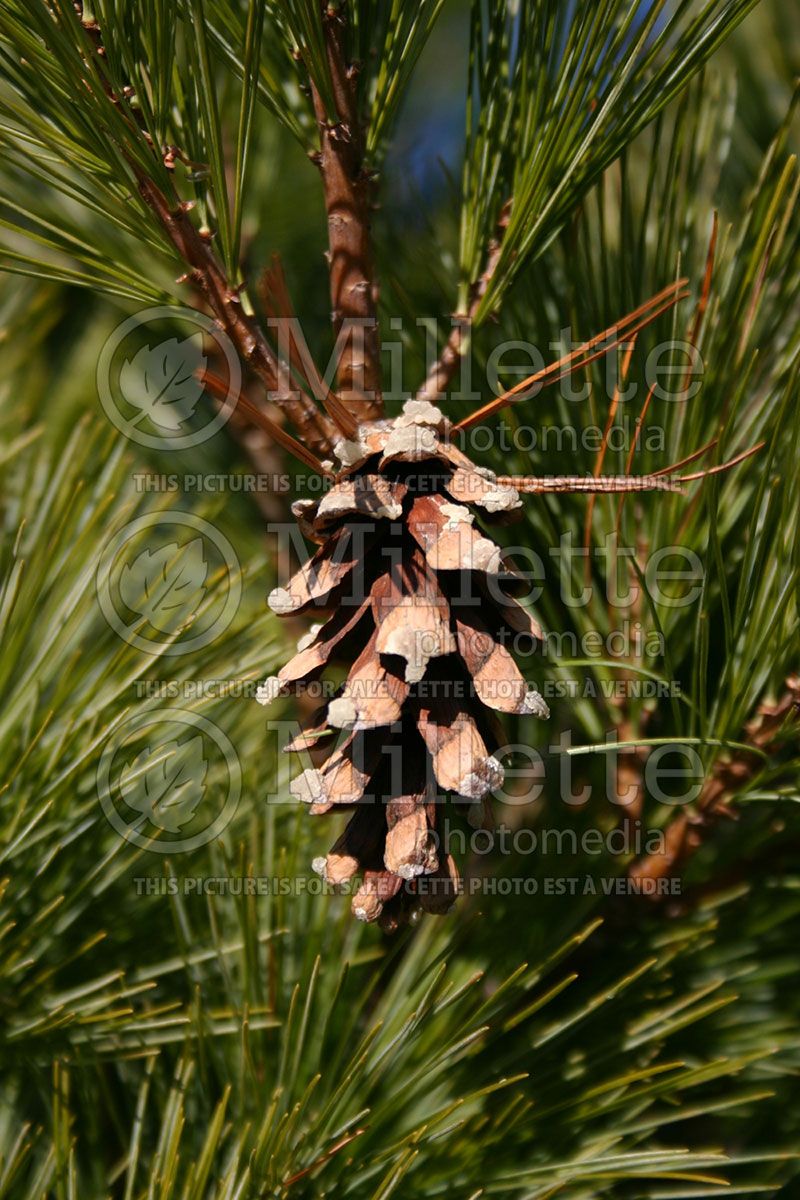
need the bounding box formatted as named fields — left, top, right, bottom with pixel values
left=258, top=400, right=548, bottom=929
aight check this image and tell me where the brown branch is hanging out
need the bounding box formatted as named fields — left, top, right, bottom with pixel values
left=495, top=474, right=684, bottom=494
left=309, top=6, right=383, bottom=424
left=197, top=369, right=333, bottom=475
left=629, top=677, right=800, bottom=893
left=260, top=254, right=359, bottom=437
left=583, top=335, right=639, bottom=576
left=136, top=175, right=336, bottom=455
left=77, top=5, right=336, bottom=458
left=416, top=200, right=511, bottom=404
left=495, top=441, right=764, bottom=494
left=454, top=279, right=690, bottom=433
left=281, top=1128, right=366, bottom=1189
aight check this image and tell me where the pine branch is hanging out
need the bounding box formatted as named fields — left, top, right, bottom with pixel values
left=2, top=5, right=800, bottom=1197
left=74, top=3, right=338, bottom=457
left=416, top=200, right=511, bottom=404
left=495, top=474, right=683, bottom=494
left=197, top=367, right=333, bottom=475
left=260, top=253, right=360, bottom=437
left=310, top=4, right=383, bottom=423
left=629, top=678, right=800, bottom=891
left=136, top=175, right=336, bottom=453
left=495, top=444, right=765, bottom=494
left=454, top=279, right=689, bottom=432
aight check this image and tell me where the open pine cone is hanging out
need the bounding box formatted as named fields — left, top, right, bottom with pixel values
left=258, top=400, right=548, bottom=930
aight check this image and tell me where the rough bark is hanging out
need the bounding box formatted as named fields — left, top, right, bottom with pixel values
left=310, top=8, right=383, bottom=423
left=137, top=175, right=336, bottom=454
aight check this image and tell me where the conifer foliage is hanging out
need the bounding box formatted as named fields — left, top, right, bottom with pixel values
left=0, top=0, right=799, bottom=1196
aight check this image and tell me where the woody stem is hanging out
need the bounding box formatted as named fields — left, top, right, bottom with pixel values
left=136, top=175, right=336, bottom=455
left=496, top=474, right=684, bottom=494
left=310, top=5, right=383, bottom=424
left=78, top=7, right=336, bottom=457
left=416, top=200, right=511, bottom=404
